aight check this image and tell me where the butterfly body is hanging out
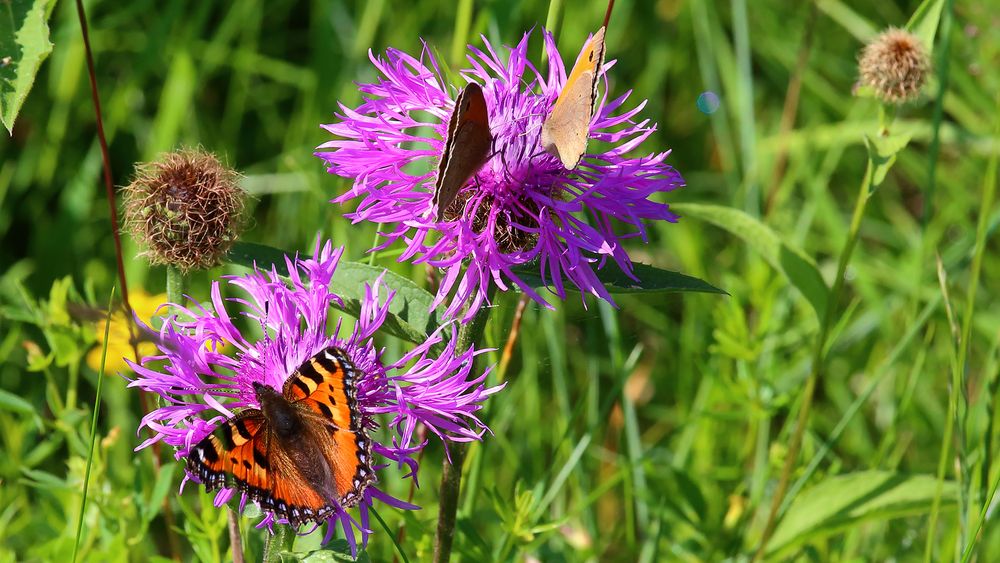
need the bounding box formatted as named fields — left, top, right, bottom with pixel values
left=541, top=26, right=607, bottom=170
left=187, top=347, right=373, bottom=527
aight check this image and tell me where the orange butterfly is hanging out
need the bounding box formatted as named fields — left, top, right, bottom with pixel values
left=187, top=346, right=374, bottom=527
left=432, top=82, right=493, bottom=221
left=541, top=26, right=607, bottom=170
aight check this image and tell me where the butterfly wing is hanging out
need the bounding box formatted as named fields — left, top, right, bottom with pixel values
left=541, top=26, right=607, bottom=170
left=186, top=410, right=338, bottom=527
left=187, top=410, right=271, bottom=497
left=283, top=346, right=375, bottom=508
left=432, top=82, right=493, bottom=221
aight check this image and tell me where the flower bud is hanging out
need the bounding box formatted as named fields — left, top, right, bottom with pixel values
left=858, top=28, right=929, bottom=104
left=124, top=149, right=245, bottom=271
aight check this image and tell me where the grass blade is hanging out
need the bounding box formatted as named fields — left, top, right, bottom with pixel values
left=72, top=286, right=115, bottom=563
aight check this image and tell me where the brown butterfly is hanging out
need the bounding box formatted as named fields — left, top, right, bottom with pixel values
left=186, top=346, right=374, bottom=527
left=541, top=26, right=607, bottom=170
left=432, top=82, right=493, bottom=221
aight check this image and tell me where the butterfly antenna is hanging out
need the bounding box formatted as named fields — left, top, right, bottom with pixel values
left=259, top=299, right=275, bottom=347
left=603, top=0, right=615, bottom=29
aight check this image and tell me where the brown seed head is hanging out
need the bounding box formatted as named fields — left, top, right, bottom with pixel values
left=858, top=28, right=930, bottom=104
left=123, top=149, right=246, bottom=272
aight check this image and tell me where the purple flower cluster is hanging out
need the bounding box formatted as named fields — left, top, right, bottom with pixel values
left=317, top=30, right=683, bottom=319
left=127, top=240, right=501, bottom=549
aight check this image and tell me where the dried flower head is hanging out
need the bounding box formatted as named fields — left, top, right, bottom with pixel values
left=124, top=149, right=246, bottom=271
left=859, top=28, right=929, bottom=104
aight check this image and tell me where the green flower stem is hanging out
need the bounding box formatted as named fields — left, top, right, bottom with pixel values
left=754, top=155, right=875, bottom=560
left=166, top=265, right=185, bottom=314
left=433, top=302, right=494, bottom=563
left=263, top=524, right=296, bottom=563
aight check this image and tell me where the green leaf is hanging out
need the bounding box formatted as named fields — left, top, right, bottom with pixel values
left=769, top=471, right=957, bottom=556
left=906, top=0, right=946, bottom=52
left=865, top=133, right=912, bottom=190
left=226, top=242, right=442, bottom=346
left=672, top=203, right=828, bottom=320
left=510, top=262, right=725, bottom=295
left=281, top=541, right=366, bottom=562
left=815, top=0, right=878, bottom=42
left=0, top=0, right=55, bottom=134
left=0, top=388, right=42, bottom=429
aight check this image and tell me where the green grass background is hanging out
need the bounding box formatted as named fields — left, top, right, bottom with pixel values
left=2, top=0, right=1000, bottom=561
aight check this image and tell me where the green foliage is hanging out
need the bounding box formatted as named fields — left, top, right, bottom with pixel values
left=227, top=241, right=444, bottom=345
left=0, top=0, right=54, bottom=133
left=674, top=203, right=828, bottom=320
left=510, top=261, right=725, bottom=295
left=2, top=0, right=1000, bottom=561
left=770, top=471, right=957, bottom=556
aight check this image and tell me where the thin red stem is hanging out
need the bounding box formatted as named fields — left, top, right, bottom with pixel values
left=73, top=2, right=181, bottom=559
left=603, top=0, right=615, bottom=29
left=74, top=0, right=131, bottom=318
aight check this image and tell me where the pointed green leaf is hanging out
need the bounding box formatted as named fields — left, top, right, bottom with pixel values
left=0, top=0, right=54, bottom=134
left=672, top=203, right=828, bottom=319
left=906, top=0, right=946, bottom=53
left=226, top=242, right=441, bottom=345
left=510, top=262, right=725, bottom=295
left=815, top=0, right=877, bottom=41
left=769, top=471, right=957, bottom=556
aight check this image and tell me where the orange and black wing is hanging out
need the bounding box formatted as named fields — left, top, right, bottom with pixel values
left=186, top=410, right=272, bottom=500
left=186, top=410, right=338, bottom=527
left=283, top=346, right=375, bottom=508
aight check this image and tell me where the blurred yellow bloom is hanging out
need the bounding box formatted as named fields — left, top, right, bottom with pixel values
left=86, top=290, right=166, bottom=374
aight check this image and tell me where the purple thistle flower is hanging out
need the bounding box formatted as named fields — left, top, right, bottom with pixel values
left=126, top=239, right=501, bottom=551
left=316, top=29, right=683, bottom=320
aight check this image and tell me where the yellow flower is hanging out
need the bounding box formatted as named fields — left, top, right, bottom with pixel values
left=86, top=290, right=166, bottom=374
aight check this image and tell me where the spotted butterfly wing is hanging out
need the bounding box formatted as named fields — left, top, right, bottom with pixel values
left=186, top=346, right=374, bottom=527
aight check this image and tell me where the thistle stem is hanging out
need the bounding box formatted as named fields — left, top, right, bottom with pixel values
left=263, top=524, right=296, bottom=562
left=228, top=509, right=245, bottom=563
left=166, top=266, right=185, bottom=312
left=433, top=301, right=494, bottom=563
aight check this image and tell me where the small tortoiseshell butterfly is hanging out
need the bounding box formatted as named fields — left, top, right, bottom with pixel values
left=186, top=346, right=374, bottom=526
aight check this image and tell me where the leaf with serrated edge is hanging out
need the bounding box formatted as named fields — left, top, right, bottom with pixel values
left=1, top=0, right=55, bottom=134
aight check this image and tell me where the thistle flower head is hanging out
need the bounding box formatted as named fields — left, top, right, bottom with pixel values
left=124, top=149, right=246, bottom=272
left=316, top=30, right=683, bottom=320
left=126, top=240, right=501, bottom=550
left=859, top=27, right=929, bottom=104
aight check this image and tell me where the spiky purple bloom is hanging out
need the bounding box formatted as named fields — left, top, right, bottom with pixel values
left=126, top=239, right=500, bottom=551
left=316, top=30, right=683, bottom=319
